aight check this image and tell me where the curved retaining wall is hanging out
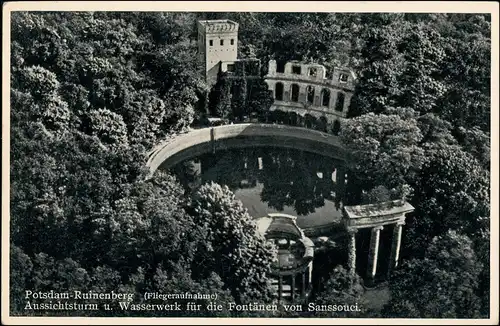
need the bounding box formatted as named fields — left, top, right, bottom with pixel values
left=146, top=123, right=349, bottom=177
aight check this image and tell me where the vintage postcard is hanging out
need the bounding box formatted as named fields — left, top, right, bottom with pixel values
left=2, top=1, right=499, bottom=325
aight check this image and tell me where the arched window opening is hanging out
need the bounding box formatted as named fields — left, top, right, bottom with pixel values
left=290, top=112, right=298, bottom=126
left=332, top=120, right=341, bottom=135
left=291, top=84, right=300, bottom=102
left=321, top=89, right=330, bottom=107
left=275, top=82, right=284, bottom=101
left=297, top=114, right=304, bottom=127
left=304, top=114, right=316, bottom=129
left=306, top=86, right=315, bottom=104
left=318, top=116, right=328, bottom=132
left=335, top=92, right=345, bottom=112
left=339, top=73, right=349, bottom=83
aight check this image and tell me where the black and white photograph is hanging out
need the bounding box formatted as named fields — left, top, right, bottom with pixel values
left=2, top=1, right=499, bottom=324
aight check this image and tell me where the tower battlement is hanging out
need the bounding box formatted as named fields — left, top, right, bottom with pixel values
left=198, top=19, right=240, bottom=87
left=198, top=19, right=239, bottom=33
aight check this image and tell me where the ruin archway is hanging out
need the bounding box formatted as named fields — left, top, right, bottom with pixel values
left=275, top=82, right=284, bottom=101
left=318, top=116, right=328, bottom=132
left=335, top=92, right=345, bottom=112
left=307, top=86, right=315, bottom=104
left=321, top=89, right=330, bottom=107
left=332, top=120, right=341, bottom=135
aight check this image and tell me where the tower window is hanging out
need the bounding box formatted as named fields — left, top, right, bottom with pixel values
left=220, top=39, right=224, bottom=46
left=209, top=40, right=213, bottom=46
left=230, top=39, right=234, bottom=45
left=339, top=73, right=348, bottom=83
left=292, top=65, right=302, bottom=75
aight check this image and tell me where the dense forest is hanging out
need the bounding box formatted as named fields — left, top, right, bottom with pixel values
left=10, top=12, right=491, bottom=318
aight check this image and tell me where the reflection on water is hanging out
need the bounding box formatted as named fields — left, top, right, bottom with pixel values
left=165, top=146, right=397, bottom=285
left=167, top=147, right=348, bottom=230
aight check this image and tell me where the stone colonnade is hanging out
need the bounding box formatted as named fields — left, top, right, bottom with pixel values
left=346, top=220, right=406, bottom=282
left=265, top=79, right=353, bottom=114
left=343, top=200, right=415, bottom=283
left=275, top=261, right=313, bottom=302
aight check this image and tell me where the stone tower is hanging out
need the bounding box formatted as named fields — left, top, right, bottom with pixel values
left=197, top=19, right=239, bottom=87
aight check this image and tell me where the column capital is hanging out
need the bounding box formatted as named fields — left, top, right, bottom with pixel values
left=372, top=225, right=384, bottom=232
left=347, top=227, right=358, bottom=234
left=396, top=220, right=406, bottom=226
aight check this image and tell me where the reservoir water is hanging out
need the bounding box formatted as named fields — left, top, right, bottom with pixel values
left=162, top=146, right=393, bottom=284
left=165, top=147, right=347, bottom=231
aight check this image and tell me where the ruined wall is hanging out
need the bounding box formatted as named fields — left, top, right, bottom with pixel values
left=146, top=123, right=348, bottom=176
left=209, top=59, right=273, bottom=119
left=220, top=59, right=261, bottom=78
left=265, top=60, right=356, bottom=124
left=197, top=20, right=358, bottom=127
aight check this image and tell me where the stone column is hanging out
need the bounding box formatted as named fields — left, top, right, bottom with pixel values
left=330, top=91, right=338, bottom=112
left=314, top=85, right=322, bottom=106
left=291, top=275, right=296, bottom=301
left=266, top=80, right=275, bottom=98
left=343, top=93, right=353, bottom=114
left=308, top=261, right=313, bottom=284
left=283, top=82, right=290, bottom=102
left=387, top=220, right=405, bottom=278
left=366, top=226, right=384, bottom=281
left=347, top=228, right=357, bottom=281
